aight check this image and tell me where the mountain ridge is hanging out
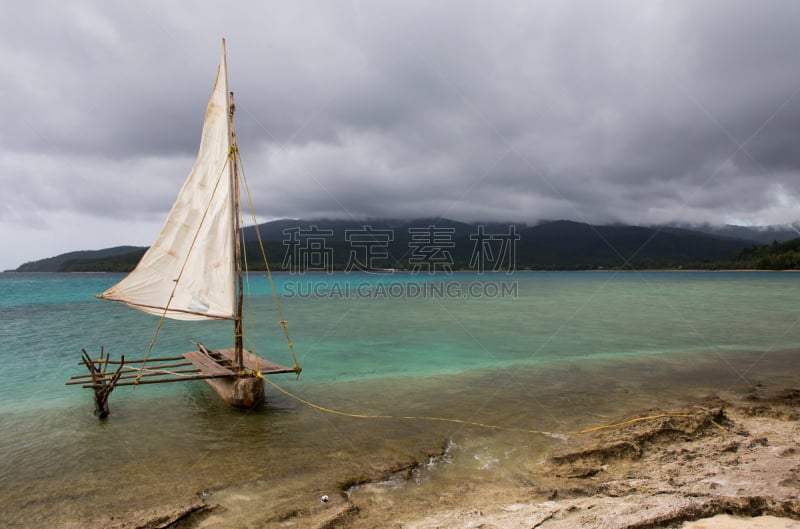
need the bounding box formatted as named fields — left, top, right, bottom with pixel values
left=13, top=246, right=148, bottom=273
left=14, top=218, right=796, bottom=272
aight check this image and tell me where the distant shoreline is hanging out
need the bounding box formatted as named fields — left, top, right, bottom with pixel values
left=11, top=218, right=798, bottom=273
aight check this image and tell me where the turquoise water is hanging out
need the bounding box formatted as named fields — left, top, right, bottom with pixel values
left=1, top=271, right=799, bottom=527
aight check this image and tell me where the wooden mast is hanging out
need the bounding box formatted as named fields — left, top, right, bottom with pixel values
left=230, top=90, right=244, bottom=369
left=222, top=58, right=244, bottom=370
left=223, top=38, right=244, bottom=370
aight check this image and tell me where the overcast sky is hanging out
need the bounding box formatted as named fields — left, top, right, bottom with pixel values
left=2, top=1, right=800, bottom=270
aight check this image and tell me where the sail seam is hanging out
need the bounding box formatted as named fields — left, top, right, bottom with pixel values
left=136, top=155, right=234, bottom=383
left=100, top=298, right=235, bottom=320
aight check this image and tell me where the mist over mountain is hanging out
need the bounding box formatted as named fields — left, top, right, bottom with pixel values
left=663, top=223, right=798, bottom=245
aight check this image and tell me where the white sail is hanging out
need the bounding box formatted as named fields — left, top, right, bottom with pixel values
left=100, top=45, right=236, bottom=321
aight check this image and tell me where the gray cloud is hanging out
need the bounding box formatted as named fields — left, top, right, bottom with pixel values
left=1, top=0, right=799, bottom=269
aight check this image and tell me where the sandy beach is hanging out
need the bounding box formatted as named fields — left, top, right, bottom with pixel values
left=77, top=381, right=800, bottom=529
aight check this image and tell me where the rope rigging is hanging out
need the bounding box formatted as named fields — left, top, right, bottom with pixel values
left=237, top=151, right=302, bottom=376
left=261, top=377, right=725, bottom=438
left=132, top=143, right=303, bottom=383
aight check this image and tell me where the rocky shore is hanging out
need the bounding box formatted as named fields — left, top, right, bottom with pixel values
left=76, top=385, right=799, bottom=529
left=347, top=386, right=800, bottom=529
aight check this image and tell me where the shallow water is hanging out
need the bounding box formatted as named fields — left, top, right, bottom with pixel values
left=0, top=271, right=798, bottom=527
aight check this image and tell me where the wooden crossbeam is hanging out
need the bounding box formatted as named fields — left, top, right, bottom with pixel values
left=76, top=355, right=187, bottom=365
left=183, top=350, right=236, bottom=377
left=82, top=373, right=225, bottom=387
left=69, top=345, right=294, bottom=397
left=69, top=361, right=195, bottom=380
left=215, top=347, right=296, bottom=375
left=65, top=367, right=202, bottom=385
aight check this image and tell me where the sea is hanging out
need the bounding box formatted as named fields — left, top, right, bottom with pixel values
left=1, top=270, right=799, bottom=528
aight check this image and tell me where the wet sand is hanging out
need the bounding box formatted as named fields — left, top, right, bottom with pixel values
left=682, top=514, right=800, bottom=528
left=343, top=386, right=799, bottom=529
left=71, top=371, right=800, bottom=528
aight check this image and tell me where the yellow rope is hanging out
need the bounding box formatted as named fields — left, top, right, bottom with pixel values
left=226, top=141, right=720, bottom=439
left=135, top=154, right=233, bottom=384
left=709, top=419, right=727, bottom=431
left=261, top=378, right=726, bottom=439
left=238, top=202, right=260, bottom=374
left=574, top=414, right=695, bottom=434
left=263, top=378, right=391, bottom=419
left=262, top=378, right=558, bottom=436
left=575, top=412, right=729, bottom=434
left=237, top=154, right=302, bottom=376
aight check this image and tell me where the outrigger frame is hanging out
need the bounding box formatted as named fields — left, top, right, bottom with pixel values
left=66, top=344, right=296, bottom=418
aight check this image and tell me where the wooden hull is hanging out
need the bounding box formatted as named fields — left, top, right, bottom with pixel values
left=203, top=375, right=264, bottom=409
left=184, top=347, right=295, bottom=409
left=183, top=346, right=295, bottom=410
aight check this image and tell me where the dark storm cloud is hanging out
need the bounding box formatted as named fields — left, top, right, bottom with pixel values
left=1, top=0, right=800, bottom=269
